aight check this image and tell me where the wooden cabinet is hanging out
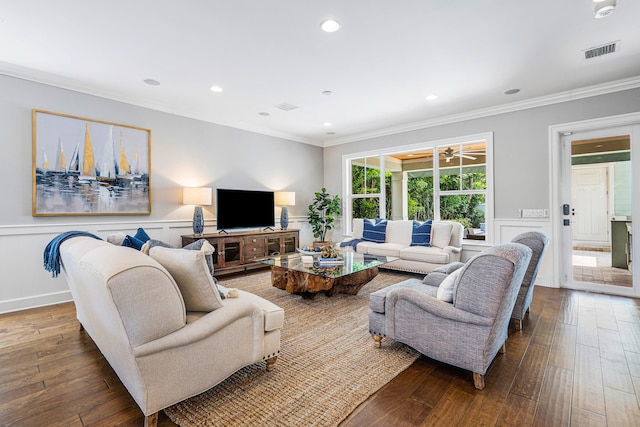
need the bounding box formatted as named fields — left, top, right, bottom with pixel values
left=181, top=229, right=299, bottom=275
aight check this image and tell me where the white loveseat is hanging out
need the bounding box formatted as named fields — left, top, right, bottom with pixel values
left=341, top=219, right=464, bottom=274
left=59, top=237, right=284, bottom=427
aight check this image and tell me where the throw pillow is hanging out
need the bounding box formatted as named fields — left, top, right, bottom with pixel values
left=362, top=219, right=387, bottom=243
left=184, top=239, right=215, bottom=276
left=140, top=239, right=173, bottom=254
left=410, top=220, right=432, bottom=247
left=149, top=246, right=224, bottom=312
left=121, top=227, right=151, bottom=250
left=121, top=235, right=146, bottom=250
left=436, top=267, right=463, bottom=303
left=431, top=222, right=454, bottom=249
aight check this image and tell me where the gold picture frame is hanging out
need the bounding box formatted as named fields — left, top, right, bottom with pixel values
left=32, top=110, right=152, bottom=216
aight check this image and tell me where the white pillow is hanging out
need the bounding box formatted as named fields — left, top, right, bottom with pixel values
left=431, top=222, right=454, bottom=248
left=149, top=246, right=224, bottom=312
left=436, top=267, right=462, bottom=303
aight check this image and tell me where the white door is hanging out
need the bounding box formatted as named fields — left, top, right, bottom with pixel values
left=571, top=165, right=609, bottom=244
left=558, top=125, right=635, bottom=295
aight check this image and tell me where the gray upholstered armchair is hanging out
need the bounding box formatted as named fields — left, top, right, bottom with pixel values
left=510, top=232, right=549, bottom=330
left=423, top=231, right=549, bottom=330
left=369, top=243, right=532, bottom=390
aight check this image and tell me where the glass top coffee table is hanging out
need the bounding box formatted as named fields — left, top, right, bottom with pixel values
left=259, top=251, right=397, bottom=298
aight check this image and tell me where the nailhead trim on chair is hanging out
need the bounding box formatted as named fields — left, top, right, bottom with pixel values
left=262, top=350, right=280, bottom=360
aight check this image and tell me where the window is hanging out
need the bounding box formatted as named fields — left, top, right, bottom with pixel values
left=343, top=133, right=493, bottom=242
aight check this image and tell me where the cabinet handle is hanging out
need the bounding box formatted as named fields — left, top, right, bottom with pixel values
left=252, top=238, right=256, bottom=243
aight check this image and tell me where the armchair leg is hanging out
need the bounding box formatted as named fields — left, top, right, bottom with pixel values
left=499, top=342, right=506, bottom=354
left=372, top=335, right=382, bottom=348
left=266, top=356, right=278, bottom=371
left=514, top=319, right=522, bottom=331
left=144, top=412, right=158, bottom=427
left=473, top=373, right=486, bottom=390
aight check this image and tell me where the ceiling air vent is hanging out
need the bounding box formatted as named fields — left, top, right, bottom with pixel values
left=583, top=41, right=620, bottom=60
left=275, top=102, right=299, bottom=111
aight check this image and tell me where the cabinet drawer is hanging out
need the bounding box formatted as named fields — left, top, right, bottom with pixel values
left=243, top=238, right=266, bottom=260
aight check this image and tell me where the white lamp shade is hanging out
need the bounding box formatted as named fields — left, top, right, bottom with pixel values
left=275, top=191, right=295, bottom=206
left=183, top=187, right=212, bottom=206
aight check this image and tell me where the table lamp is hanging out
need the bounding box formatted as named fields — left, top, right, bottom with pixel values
left=275, top=191, right=295, bottom=230
left=183, top=187, right=212, bottom=235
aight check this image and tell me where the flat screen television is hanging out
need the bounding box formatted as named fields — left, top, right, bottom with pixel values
left=216, top=188, right=275, bottom=231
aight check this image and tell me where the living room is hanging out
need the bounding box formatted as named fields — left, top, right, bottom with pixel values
left=1, top=1, right=640, bottom=426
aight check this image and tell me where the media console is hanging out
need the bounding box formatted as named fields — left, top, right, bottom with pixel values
left=181, top=229, right=299, bottom=275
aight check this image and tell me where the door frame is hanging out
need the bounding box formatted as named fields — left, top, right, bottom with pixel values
left=549, top=112, right=640, bottom=297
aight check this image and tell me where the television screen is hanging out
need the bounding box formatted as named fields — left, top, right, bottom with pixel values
left=216, top=188, right=275, bottom=230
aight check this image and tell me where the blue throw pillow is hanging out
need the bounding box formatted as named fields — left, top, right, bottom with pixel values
left=362, top=219, right=387, bottom=243
left=122, top=235, right=146, bottom=250
left=122, top=227, right=151, bottom=250
left=133, top=227, right=151, bottom=243
left=410, top=220, right=432, bottom=247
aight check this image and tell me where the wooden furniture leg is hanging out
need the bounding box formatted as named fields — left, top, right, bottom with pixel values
left=473, top=372, right=485, bottom=390
left=499, top=342, right=506, bottom=354
left=144, top=412, right=158, bottom=427
left=266, top=356, right=278, bottom=371
left=514, top=319, right=522, bottom=331
left=372, top=335, right=382, bottom=348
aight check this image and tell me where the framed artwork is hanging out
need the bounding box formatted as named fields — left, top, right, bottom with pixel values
left=32, top=110, right=152, bottom=216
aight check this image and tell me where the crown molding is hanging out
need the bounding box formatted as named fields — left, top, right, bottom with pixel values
left=2, top=61, right=637, bottom=150
left=0, top=61, right=322, bottom=147
left=323, top=75, right=640, bottom=147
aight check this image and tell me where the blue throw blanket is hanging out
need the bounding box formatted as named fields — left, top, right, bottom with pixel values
left=43, top=231, right=103, bottom=278
left=339, top=238, right=365, bottom=250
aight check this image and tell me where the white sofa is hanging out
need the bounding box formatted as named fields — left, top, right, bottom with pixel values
left=59, top=237, right=284, bottom=427
left=341, top=219, right=464, bottom=274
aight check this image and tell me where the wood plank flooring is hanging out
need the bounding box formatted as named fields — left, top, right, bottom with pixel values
left=1, top=285, right=640, bottom=426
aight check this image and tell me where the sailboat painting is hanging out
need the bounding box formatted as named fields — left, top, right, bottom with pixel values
left=32, top=110, right=151, bottom=216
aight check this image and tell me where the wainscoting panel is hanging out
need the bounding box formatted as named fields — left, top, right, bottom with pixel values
left=0, top=216, right=313, bottom=313
left=492, top=219, right=555, bottom=287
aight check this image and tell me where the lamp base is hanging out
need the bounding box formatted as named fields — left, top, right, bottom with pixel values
left=193, top=206, right=204, bottom=235
left=280, top=206, right=289, bottom=230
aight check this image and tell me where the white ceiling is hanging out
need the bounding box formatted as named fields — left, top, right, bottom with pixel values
left=1, top=1, right=639, bottom=146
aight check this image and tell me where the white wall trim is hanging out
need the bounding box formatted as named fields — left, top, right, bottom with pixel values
left=549, top=112, right=640, bottom=296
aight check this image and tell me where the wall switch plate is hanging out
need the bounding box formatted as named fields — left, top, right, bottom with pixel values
left=521, top=209, right=549, bottom=218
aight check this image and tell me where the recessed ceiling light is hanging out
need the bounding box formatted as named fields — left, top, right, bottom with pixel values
left=143, top=79, right=160, bottom=86
left=258, top=112, right=270, bottom=116
left=326, top=132, right=336, bottom=135
left=425, top=94, right=438, bottom=101
left=324, top=122, right=332, bottom=127
left=320, top=19, right=340, bottom=33
left=322, top=90, right=333, bottom=96
left=210, top=86, right=223, bottom=93
left=504, top=88, right=520, bottom=95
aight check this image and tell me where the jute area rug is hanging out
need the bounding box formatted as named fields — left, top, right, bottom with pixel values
left=164, top=270, right=419, bottom=427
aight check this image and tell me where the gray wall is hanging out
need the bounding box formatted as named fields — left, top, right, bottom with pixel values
left=0, top=74, right=323, bottom=312
left=323, top=88, right=640, bottom=221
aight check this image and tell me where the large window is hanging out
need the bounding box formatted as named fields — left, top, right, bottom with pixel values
left=343, top=134, right=493, bottom=242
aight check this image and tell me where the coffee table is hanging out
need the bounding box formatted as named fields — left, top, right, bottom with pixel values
left=259, top=251, right=396, bottom=298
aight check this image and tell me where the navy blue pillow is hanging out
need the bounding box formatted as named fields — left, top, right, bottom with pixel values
left=122, top=227, right=151, bottom=250
left=410, top=220, right=432, bottom=247
left=133, top=227, right=151, bottom=243
left=122, top=235, right=146, bottom=250
left=362, top=219, right=387, bottom=243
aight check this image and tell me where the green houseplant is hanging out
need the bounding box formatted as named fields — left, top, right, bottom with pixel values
left=307, top=187, right=341, bottom=243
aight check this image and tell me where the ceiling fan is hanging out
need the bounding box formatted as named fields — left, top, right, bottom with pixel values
left=442, top=147, right=486, bottom=162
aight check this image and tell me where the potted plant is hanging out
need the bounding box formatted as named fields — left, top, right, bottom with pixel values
left=307, top=187, right=341, bottom=247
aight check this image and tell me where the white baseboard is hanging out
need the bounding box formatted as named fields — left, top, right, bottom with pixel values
left=0, top=290, right=73, bottom=314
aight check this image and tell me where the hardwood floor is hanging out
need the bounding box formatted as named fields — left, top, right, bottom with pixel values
left=1, top=285, right=640, bottom=426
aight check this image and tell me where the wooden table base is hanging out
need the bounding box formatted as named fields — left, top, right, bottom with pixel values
left=271, top=266, right=379, bottom=298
